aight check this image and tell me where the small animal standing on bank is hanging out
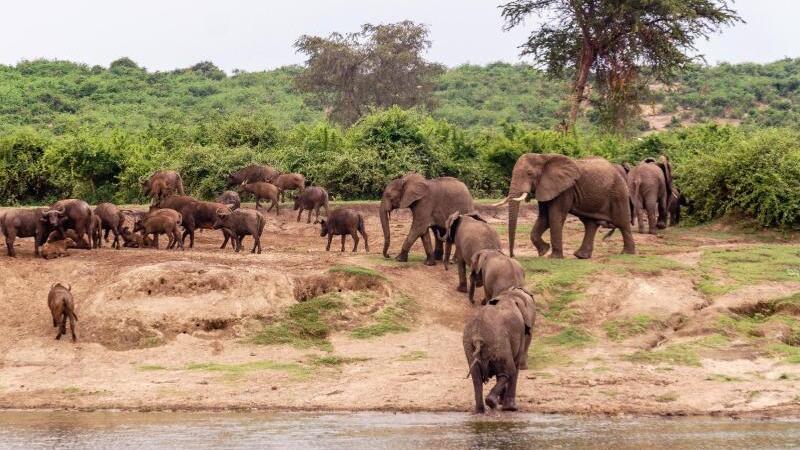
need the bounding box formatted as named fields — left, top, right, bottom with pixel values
left=273, top=172, right=306, bottom=203
left=213, top=207, right=266, bottom=254
left=463, top=288, right=536, bottom=413
left=47, top=283, right=78, bottom=342
left=94, top=202, right=125, bottom=249
left=239, top=181, right=281, bottom=215
left=41, top=237, right=76, bottom=260
left=293, top=186, right=329, bottom=223
left=319, top=208, right=369, bottom=253
left=133, top=208, right=183, bottom=250
left=437, top=212, right=502, bottom=295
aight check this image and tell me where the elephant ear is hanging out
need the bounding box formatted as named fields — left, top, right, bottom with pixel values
left=470, top=250, right=489, bottom=283
left=465, top=212, right=486, bottom=223
left=535, top=155, right=581, bottom=202
left=444, top=211, right=461, bottom=243
left=622, top=162, right=632, bottom=173
left=511, top=290, right=536, bottom=334
left=657, top=155, right=673, bottom=199
left=399, top=175, right=429, bottom=209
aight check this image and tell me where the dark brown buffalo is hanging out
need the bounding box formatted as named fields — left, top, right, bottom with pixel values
left=226, top=164, right=279, bottom=187
left=94, top=203, right=124, bottom=249
left=239, top=182, right=280, bottom=215
left=142, top=170, right=185, bottom=204
left=48, top=283, right=78, bottom=342
left=133, top=208, right=183, bottom=250
left=213, top=207, right=266, bottom=254
left=1, top=208, right=46, bottom=257
left=273, top=173, right=306, bottom=202
left=150, top=194, right=197, bottom=211
left=90, top=213, right=102, bottom=249
left=293, top=186, right=329, bottom=223
left=38, top=199, right=93, bottom=251
left=216, top=190, right=241, bottom=210
left=319, top=208, right=368, bottom=253
left=179, top=201, right=231, bottom=248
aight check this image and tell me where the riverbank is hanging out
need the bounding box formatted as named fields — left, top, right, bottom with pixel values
left=1, top=202, right=799, bottom=417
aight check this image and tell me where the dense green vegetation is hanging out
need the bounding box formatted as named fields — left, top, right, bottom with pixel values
left=2, top=58, right=800, bottom=229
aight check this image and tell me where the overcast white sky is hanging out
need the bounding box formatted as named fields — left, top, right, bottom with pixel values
left=0, top=0, right=795, bottom=72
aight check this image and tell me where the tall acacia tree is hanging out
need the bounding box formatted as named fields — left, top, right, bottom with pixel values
left=295, top=21, right=444, bottom=126
left=501, top=0, right=741, bottom=131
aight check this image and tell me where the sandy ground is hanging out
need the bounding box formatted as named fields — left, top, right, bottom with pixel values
left=1, top=201, right=800, bottom=417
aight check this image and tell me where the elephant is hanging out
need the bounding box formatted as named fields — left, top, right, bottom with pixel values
left=469, top=249, right=526, bottom=305
left=627, top=156, right=673, bottom=234
left=667, top=187, right=688, bottom=226
left=495, top=154, right=635, bottom=259
left=226, top=164, right=279, bottom=187
left=437, top=212, right=502, bottom=294
left=613, top=162, right=631, bottom=180
left=463, top=287, right=536, bottom=413
left=380, top=173, right=474, bottom=266
left=142, top=171, right=185, bottom=204
left=38, top=199, right=94, bottom=251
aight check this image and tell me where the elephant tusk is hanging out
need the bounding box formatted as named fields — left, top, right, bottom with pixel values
left=491, top=197, right=510, bottom=207
left=512, top=192, right=528, bottom=202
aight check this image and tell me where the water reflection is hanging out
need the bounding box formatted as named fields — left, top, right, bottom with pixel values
left=0, top=411, right=798, bottom=450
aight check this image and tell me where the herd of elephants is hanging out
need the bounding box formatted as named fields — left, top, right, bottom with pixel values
left=0, top=152, right=684, bottom=413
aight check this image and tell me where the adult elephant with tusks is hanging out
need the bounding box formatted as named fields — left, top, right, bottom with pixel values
left=495, top=153, right=635, bottom=259
left=380, top=173, right=474, bottom=265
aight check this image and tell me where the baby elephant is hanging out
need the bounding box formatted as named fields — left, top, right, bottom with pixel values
left=48, top=283, right=78, bottom=342
left=133, top=208, right=183, bottom=250
left=212, top=207, right=266, bottom=254
left=463, top=288, right=536, bottom=413
left=319, top=208, right=368, bottom=253
left=469, top=250, right=526, bottom=305
left=438, top=212, right=502, bottom=293
left=41, top=238, right=76, bottom=260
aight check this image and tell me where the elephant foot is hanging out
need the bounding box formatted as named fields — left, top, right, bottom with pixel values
left=395, top=252, right=409, bottom=263
left=549, top=252, right=564, bottom=259
left=534, top=242, right=550, bottom=257
left=424, top=258, right=436, bottom=266
left=519, top=360, right=528, bottom=370
left=485, top=394, right=499, bottom=410
left=622, top=247, right=636, bottom=255
left=502, top=401, right=518, bottom=412
left=433, top=248, right=444, bottom=261
left=473, top=406, right=486, bottom=414
left=457, top=283, right=468, bottom=293
left=573, top=249, right=593, bottom=259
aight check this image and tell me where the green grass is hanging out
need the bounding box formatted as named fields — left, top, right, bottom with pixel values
left=654, top=393, right=678, bottom=403
left=309, top=355, right=370, bottom=367
left=252, top=293, right=344, bottom=351
left=186, top=360, right=312, bottom=380
left=62, top=387, right=82, bottom=394
left=329, top=265, right=386, bottom=279
left=706, top=373, right=743, bottom=382
left=698, top=245, right=800, bottom=296
left=518, top=257, right=598, bottom=323
left=541, top=327, right=594, bottom=347
left=607, top=254, right=690, bottom=276
left=603, top=315, right=656, bottom=341
left=625, top=343, right=701, bottom=367
left=397, top=350, right=428, bottom=361
left=768, top=343, right=800, bottom=363
left=138, top=364, right=168, bottom=371
left=350, top=294, right=415, bottom=339
left=527, top=341, right=571, bottom=370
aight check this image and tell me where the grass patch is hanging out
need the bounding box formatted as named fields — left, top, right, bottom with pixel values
left=519, top=257, right=598, bottom=323
left=62, top=387, right=82, bottom=394
left=625, top=343, right=701, bottom=367
left=186, top=360, right=311, bottom=380
left=350, top=294, right=415, bottom=339
left=309, top=355, right=370, bottom=367
left=541, top=327, right=594, bottom=347
left=768, top=343, right=800, bottom=364
left=329, top=265, right=385, bottom=279
left=397, top=350, right=428, bottom=361
left=607, top=254, right=689, bottom=276
left=527, top=341, right=571, bottom=370
left=252, top=293, right=344, bottom=351
left=654, top=393, right=678, bottom=403
left=603, top=315, right=656, bottom=341
left=698, top=245, right=800, bottom=296
left=706, top=373, right=743, bottom=382
left=138, top=364, right=167, bottom=371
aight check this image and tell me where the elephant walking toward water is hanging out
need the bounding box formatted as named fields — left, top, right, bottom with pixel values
left=437, top=212, right=502, bottom=295
left=380, top=173, right=474, bottom=266
left=495, top=154, right=635, bottom=259
left=628, top=156, right=673, bottom=234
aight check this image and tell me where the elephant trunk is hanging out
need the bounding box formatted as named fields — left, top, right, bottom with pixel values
left=380, top=198, right=392, bottom=258
left=508, top=199, right=521, bottom=258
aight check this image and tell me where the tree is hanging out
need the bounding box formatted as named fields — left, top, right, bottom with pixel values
left=294, top=21, right=444, bottom=125
left=501, top=0, right=741, bottom=131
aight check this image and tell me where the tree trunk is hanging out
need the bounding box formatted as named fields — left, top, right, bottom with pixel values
left=567, top=44, right=595, bottom=130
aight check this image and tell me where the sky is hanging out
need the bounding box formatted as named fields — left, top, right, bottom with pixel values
left=0, top=0, right=796, bottom=73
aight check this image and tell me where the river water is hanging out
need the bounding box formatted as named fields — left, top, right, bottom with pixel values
left=0, top=411, right=798, bottom=449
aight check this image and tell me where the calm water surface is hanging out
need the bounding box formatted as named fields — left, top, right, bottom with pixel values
left=0, top=411, right=798, bottom=449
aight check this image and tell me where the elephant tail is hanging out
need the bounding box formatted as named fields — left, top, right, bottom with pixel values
left=602, top=228, right=616, bottom=241
left=466, top=340, right=483, bottom=379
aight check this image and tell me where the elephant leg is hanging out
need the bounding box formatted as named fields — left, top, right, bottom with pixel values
left=574, top=219, right=599, bottom=259
left=485, top=374, right=509, bottom=410
left=502, top=369, right=519, bottom=411
left=645, top=200, right=658, bottom=235
left=531, top=204, right=551, bottom=256
left=351, top=232, right=359, bottom=252
left=432, top=228, right=444, bottom=260
left=340, top=235, right=346, bottom=252
left=468, top=275, right=476, bottom=304
left=457, top=252, right=468, bottom=293
left=326, top=234, right=333, bottom=251
left=657, top=193, right=668, bottom=229
left=421, top=231, right=436, bottom=266
left=547, top=205, right=566, bottom=259
left=519, top=333, right=532, bottom=370
left=397, top=217, right=429, bottom=263
left=470, top=365, right=485, bottom=414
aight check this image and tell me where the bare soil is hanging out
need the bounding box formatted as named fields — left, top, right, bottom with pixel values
left=1, top=202, right=800, bottom=417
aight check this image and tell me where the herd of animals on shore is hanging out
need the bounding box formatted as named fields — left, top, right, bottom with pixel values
left=0, top=153, right=685, bottom=413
